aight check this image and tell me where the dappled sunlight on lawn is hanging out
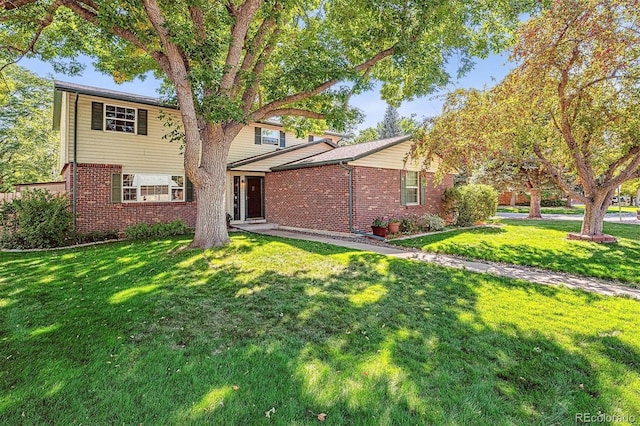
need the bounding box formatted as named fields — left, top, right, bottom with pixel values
left=1, top=234, right=639, bottom=424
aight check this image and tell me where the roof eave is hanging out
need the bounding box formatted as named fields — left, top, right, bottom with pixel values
left=271, top=157, right=355, bottom=171
left=54, top=80, right=176, bottom=109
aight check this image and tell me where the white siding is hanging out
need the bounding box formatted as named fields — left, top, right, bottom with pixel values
left=61, top=92, right=340, bottom=173
left=350, top=140, right=438, bottom=172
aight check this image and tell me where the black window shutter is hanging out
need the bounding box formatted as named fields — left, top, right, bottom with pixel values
left=137, top=109, right=148, bottom=135
left=91, top=102, right=104, bottom=130
left=186, top=178, right=194, bottom=202
left=420, top=174, right=427, bottom=205
left=400, top=170, right=407, bottom=206
left=308, top=135, right=314, bottom=142
left=111, top=173, right=122, bottom=203
left=279, top=131, right=286, bottom=148
left=254, top=127, right=262, bottom=144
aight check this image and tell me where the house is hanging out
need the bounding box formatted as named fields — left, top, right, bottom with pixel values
left=53, top=81, right=452, bottom=235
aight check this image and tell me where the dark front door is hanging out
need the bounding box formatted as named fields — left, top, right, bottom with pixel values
left=246, top=176, right=264, bottom=219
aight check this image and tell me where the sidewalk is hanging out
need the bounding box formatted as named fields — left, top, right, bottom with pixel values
left=497, top=211, right=640, bottom=224
left=244, top=228, right=640, bottom=301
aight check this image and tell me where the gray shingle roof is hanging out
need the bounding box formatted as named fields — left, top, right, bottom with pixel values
left=227, top=139, right=337, bottom=169
left=54, top=80, right=175, bottom=108
left=271, top=135, right=412, bottom=171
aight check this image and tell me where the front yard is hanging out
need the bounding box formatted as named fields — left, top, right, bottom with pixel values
left=394, top=219, right=640, bottom=286
left=1, top=234, right=639, bottom=424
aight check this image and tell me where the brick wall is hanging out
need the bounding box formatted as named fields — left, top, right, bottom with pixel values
left=498, top=191, right=529, bottom=206
left=352, top=166, right=452, bottom=232
left=265, top=164, right=453, bottom=233
left=265, top=165, right=350, bottom=232
left=64, top=163, right=197, bottom=233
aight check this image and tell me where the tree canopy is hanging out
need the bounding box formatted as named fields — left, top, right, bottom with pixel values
left=1, top=0, right=540, bottom=247
left=413, top=0, right=640, bottom=237
left=0, top=64, right=57, bottom=192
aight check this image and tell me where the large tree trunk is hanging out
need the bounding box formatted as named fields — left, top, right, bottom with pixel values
left=528, top=188, right=542, bottom=218
left=509, top=191, right=517, bottom=207
left=565, top=194, right=572, bottom=208
left=190, top=126, right=237, bottom=249
left=581, top=201, right=609, bottom=236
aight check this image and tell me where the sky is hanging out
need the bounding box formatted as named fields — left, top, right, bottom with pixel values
left=20, top=52, right=514, bottom=133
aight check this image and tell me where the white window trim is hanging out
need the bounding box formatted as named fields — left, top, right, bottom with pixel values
left=261, top=128, right=280, bottom=145
left=104, top=103, right=137, bottom=134
left=122, top=173, right=185, bottom=203
left=405, top=171, right=420, bottom=206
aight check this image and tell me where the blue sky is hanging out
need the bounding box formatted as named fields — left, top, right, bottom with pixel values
left=20, top=52, right=514, bottom=132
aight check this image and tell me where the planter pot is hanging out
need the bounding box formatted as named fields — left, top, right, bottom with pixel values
left=387, top=222, right=400, bottom=234
left=371, top=226, right=387, bottom=238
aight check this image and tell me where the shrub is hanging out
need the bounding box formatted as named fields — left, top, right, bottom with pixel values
left=444, top=184, right=498, bottom=227
left=400, top=215, right=419, bottom=234
left=124, top=219, right=188, bottom=240
left=541, top=199, right=565, bottom=207
left=371, top=217, right=387, bottom=227
left=418, top=214, right=445, bottom=232
left=0, top=190, right=74, bottom=249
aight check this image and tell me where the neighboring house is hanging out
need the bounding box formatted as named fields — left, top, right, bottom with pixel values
left=53, top=81, right=452, bottom=235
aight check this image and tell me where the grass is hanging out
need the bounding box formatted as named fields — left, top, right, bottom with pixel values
left=394, top=219, right=640, bottom=286
left=1, top=234, right=640, bottom=424
left=497, top=205, right=639, bottom=214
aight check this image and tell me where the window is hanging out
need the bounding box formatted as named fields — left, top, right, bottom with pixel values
left=105, top=105, right=136, bottom=133
left=121, top=174, right=184, bottom=202
left=404, top=171, right=419, bottom=205
left=261, top=128, right=280, bottom=145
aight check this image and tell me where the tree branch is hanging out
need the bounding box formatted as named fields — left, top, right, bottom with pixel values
left=533, top=143, right=588, bottom=203
left=251, top=45, right=396, bottom=121
left=189, top=5, right=206, bottom=41
left=219, top=0, right=264, bottom=94
left=266, top=108, right=325, bottom=120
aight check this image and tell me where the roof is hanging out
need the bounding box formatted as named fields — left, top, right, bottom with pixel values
left=54, top=80, right=175, bottom=108
left=227, top=139, right=338, bottom=169
left=271, top=135, right=412, bottom=171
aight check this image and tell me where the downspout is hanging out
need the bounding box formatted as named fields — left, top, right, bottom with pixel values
left=338, top=161, right=386, bottom=241
left=73, top=92, right=79, bottom=228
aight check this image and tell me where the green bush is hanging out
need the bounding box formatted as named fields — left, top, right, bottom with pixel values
left=400, top=216, right=419, bottom=234
left=444, top=184, right=498, bottom=227
left=541, top=199, right=566, bottom=207
left=418, top=214, right=445, bottom=232
left=124, top=220, right=188, bottom=240
left=0, top=190, right=75, bottom=249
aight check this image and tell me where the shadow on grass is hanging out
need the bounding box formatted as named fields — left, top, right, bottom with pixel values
left=0, top=234, right=637, bottom=424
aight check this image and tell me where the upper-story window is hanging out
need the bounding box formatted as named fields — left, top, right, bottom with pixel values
left=91, top=101, right=148, bottom=135
left=106, top=105, right=136, bottom=133
left=261, top=128, right=280, bottom=145
left=254, top=126, right=285, bottom=147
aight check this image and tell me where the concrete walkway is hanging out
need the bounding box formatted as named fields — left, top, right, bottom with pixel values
left=238, top=226, right=640, bottom=300
left=497, top=211, right=640, bottom=224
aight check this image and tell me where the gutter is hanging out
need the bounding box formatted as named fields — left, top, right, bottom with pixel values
left=338, top=161, right=386, bottom=241
left=73, top=92, right=79, bottom=229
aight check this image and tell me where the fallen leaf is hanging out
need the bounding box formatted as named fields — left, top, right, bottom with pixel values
left=265, top=407, right=276, bottom=418
left=318, top=413, right=327, bottom=421
left=579, top=383, right=584, bottom=389
left=362, top=371, right=368, bottom=377
left=232, top=385, right=239, bottom=390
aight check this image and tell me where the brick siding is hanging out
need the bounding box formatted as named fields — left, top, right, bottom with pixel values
left=352, top=167, right=452, bottom=232
left=265, top=164, right=350, bottom=232
left=498, top=191, right=529, bottom=205
left=265, top=165, right=453, bottom=233
left=64, top=163, right=197, bottom=233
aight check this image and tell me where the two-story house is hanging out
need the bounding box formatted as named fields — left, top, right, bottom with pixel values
left=53, top=81, right=452, bottom=235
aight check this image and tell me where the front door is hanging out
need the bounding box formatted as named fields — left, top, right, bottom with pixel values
left=246, top=176, right=264, bottom=219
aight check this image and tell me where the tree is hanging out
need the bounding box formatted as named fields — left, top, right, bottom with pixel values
left=0, top=64, right=57, bottom=192
left=507, top=0, right=640, bottom=237
left=413, top=0, right=640, bottom=238
left=1, top=0, right=538, bottom=247
left=378, top=105, right=402, bottom=138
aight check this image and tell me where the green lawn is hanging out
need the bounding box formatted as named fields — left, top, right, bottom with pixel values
left=1, top=234, right=640, bottom=424
left=394, top=219, right=640, bottom=286
left=497, top=205, right=639, bottom=214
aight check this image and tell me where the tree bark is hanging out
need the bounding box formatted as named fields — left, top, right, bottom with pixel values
left=528, top=188, right=542, bottom=218
left=510, top=191, right=516, bottom=206
left=565, top=194, right=572, bottom=208
left=190, top=126, right=237, bottom=249
left=580, top=201, right=609, bottom=236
